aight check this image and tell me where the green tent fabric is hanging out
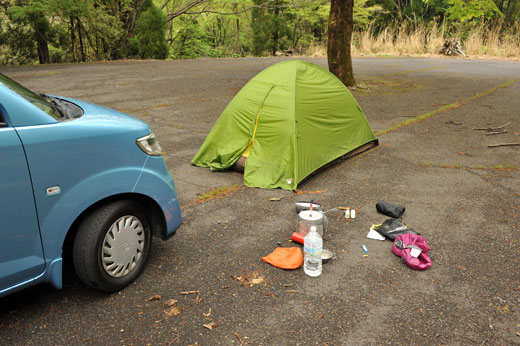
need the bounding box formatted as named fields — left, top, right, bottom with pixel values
left=192, top=60, right=377, bottom=190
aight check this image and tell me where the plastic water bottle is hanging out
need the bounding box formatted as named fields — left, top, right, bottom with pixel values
left=304, top=226, right=322, bottom=277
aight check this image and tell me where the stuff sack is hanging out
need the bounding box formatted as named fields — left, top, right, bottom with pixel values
left=262, top=247, right=303, bottom=269
left=376, top=200, right=405, bottom=218
left=374, top=218, right=417, bottom=240
left=392, top=233, right=432, bottom=270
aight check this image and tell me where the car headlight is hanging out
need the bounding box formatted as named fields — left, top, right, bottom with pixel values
left=136, top=132, right=163, bottom=156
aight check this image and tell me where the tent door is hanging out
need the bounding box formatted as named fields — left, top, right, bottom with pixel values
left=232, top=85, right=275, bottom=172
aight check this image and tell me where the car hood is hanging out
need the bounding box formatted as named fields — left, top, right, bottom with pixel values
left=58, top=96, right=149, bottom=130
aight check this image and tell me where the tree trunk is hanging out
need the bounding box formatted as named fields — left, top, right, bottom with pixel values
left=327, top=0, right=355, bottom=87
left=271, top=1, right=280, bottom=55
left=33, top=13, right=51, bottom=64
left=35, top=29, right=50, bottom=64
left=235, top=17, right=241, bottom=54
left=70, top=17, right=78, bottom=63
left=77, top=18, right=86, bottom=62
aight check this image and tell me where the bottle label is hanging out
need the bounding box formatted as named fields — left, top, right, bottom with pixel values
left=304, top=244, right=322, bottom=256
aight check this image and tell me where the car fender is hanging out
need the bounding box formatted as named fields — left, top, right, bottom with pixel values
left=132, top=156, right=182, bottom=239
left=38, top=167, right=143, bottom=267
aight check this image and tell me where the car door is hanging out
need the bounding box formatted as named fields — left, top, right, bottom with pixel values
left=0, top=111, right=45, bottom=293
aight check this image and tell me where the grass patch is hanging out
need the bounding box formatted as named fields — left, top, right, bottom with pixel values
left=375, top=79, right=516, bottom=137
left=492, top=164, right=518, bottom=171
left=439, top=164, right=463, bottom=169
left=423, top=163, right=517, bottom=171
left=197, top=184, right=240, bottom=202
left=348, top=21, right=520, bottom=59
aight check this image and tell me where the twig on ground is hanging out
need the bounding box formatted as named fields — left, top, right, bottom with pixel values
left=473, top=121, right=511, bottom=131
left=166, top=333, right=180, bottom=344
left=486, top=130, right=508, bottom=135
left=488, top=143, right=520, bottom=148
left=234, top=332, right=246, bottom=345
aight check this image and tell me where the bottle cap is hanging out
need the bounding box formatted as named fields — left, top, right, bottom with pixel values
left=310, top=226, right=317, bottom=232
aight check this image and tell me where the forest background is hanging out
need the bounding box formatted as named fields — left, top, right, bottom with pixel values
left=0, top=0, right=519, bottom=66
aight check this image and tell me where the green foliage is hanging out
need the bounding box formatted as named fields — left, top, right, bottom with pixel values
left=354, top=0, right=383, bottom=26
left=170, top=18, right=221, bottom=59
left=134, top=4, right=169, bottom=59
left=251, top=0, right=293, bottom=55
left=0, top=0, right=519, bottom=64
left=445, top=0, right=502, bottom=21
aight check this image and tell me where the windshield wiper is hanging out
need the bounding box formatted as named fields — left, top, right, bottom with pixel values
left=39, top=93, right=66, bottom=119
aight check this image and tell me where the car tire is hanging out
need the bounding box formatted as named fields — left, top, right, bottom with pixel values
left=73, top=200, right=152, bottom=291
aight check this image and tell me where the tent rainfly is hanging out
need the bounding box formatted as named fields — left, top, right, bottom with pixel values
left=192, top=60, right=378, bottom=190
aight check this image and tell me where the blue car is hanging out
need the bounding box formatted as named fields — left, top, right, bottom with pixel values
left=0, top=73, right=182, bottom=296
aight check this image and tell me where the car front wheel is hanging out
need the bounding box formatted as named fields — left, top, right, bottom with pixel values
left=73, top=200, right=152, bottom=291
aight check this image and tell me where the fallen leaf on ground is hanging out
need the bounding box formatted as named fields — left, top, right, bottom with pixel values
left=265, top=292, right=275, bottom=298
left=250, top=277, right=264, bottom=285
left=164, top=306, right=181, bottom=317
left=286, top=290, right=298, bottom=293
left=203, top=308, right=212, bottom=317
left=232, top=273, right=265, bottom=287
left=203, top=322, right=217, bottom=330
left=283, top=284, right=293, bottom=287
left=148, top=294, right=161, bottom=301
left=180, top=290, right=199, bottom=295
left=164, top=299, right=178, bottom=307
left=269, top=197, right=283, bottom=201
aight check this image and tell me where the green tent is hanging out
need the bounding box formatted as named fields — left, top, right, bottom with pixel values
left=192, top=60, right=377, bottom=190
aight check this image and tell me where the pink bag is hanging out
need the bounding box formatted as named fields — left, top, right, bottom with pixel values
left=392, top=233, right=432, bottom=270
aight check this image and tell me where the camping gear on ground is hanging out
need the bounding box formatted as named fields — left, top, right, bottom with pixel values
left=376, top=200, right=405, bottom=218
left=291, top=232, right=333, bottom=263
left=292, top=232, right=305, bottom=244
left=374, top=219, right=417, bottom=240
left=304, top=226, right=322, bottom=277
left=262, top=247, right=303, bottom=269
left=321, top=249, right=334, bottom=263
left=392, top=233, right=432, bottom=270
left=295, top=201, right=322, bottom=214
left=295, top=200, right=328, bottom=236
left=345, top=207, right=356, bottom=218
left=367, top=225, right=386, bottom=240
left=192, top=60, right=378, bottom=190
left=297, top=209, right=325, bottom=237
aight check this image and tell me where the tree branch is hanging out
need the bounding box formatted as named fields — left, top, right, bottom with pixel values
left=166, top=0, right=296, bottom=21
left=166, top=0, right=209, bottom=21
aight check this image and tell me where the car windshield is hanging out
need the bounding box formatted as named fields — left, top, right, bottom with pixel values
left=0, top=74, right=61, bottom=120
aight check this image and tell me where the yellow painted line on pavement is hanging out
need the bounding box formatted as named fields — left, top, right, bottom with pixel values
left=375, top=79, right=517, bottom=137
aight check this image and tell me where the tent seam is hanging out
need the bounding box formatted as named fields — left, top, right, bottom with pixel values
left=292, top=61, right=299, bottom=189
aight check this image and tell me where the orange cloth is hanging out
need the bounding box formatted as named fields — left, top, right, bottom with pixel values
left=262, top=247, right=303, bottom=269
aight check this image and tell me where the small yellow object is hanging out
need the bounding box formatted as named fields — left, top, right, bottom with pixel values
left=363, top=254, right=369, bottom=258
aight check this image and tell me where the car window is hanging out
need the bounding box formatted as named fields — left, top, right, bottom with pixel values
left=0, top=74, right=61, bottom=121
left=0, top=107, right=6, bottom=127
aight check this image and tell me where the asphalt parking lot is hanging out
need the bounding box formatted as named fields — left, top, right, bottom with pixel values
left=1, top=56, right=519, bottom=345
